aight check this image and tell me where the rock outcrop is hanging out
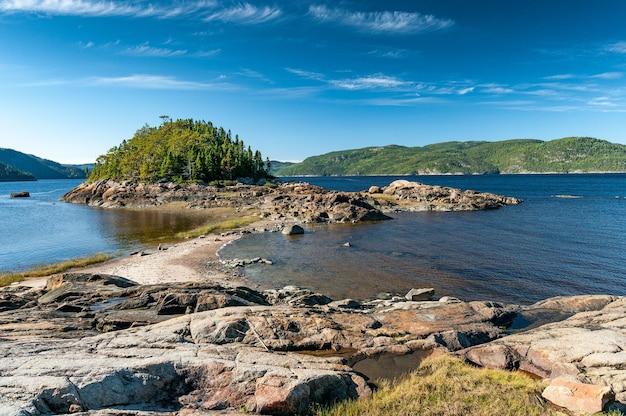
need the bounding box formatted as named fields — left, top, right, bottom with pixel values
left=461, top=295, right=626, bottom=411
left=61, top=179, right=522, bottom=224
left=4, top=273, right=621, bottom=415
left=380, top=179, right=521, bottom=211
left=1, top=275, right=531, bottom=415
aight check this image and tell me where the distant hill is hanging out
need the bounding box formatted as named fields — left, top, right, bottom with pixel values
left=0, top=161, right=36, bottom=181
left=269, top=160, right=295, bottom=176
left=276, top=137, right=626, bottom=176
left=0, top=148, right=88, bottom=181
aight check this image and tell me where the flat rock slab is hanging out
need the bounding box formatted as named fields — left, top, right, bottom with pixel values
left=2, top=274, right=623, bottom=415
left=542, top=376, right=614, bottom=414
left=0, top=311, right=371, bottom=416
left=461, top=296, right=626, bottom=404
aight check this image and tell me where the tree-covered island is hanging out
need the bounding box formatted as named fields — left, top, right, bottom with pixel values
left=89, top=117, right=272, bottom=184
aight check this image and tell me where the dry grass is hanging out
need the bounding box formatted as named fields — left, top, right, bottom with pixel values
left=176, top=215, right=260, bottom=239
left=369, top=193, right=398, bottom=201
left=312, top=354, right=560, bottom=416
left=0, top=253, right=115, bottom=287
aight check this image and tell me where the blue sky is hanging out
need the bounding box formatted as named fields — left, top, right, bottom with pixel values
left=1, top=1, right=625, bottom=164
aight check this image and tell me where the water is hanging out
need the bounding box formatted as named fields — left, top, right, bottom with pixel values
left=2, top=176, right=625, bottom=305
left=0, top=179, right=214, bottom=272
left=220, top=174, right=626, bottom=304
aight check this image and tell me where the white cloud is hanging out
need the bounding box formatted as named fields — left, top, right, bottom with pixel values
left=87, top=74, right=219, bottom=89
left=193, top=49, right=221, bottom=57
left=545, top=72, right=623, bottom=81
left=205, top=3, right=282, bottom=24
left=330, top=74, right=412, bottom=90
left=588, top=96, right=620, bottom=107
left=457, top=87, right=474, bottom=95
left=121, top=44, right=187, bottom=57
left=0, top=0, right=216, bottom=18
left=544, top=74, right=575, bottom=80
left=605, top=41, right=626, bottom=54
left=286, top=67, right=325, bottom=81
left=479, top=84, right=514, bottom=94
left=591, top=72, right=623, bottom=80
left=77, top=40, right=95, bottom=49
left=308, top=5, right=453, bottom=34
left=367, top=48, right=414, bottom=59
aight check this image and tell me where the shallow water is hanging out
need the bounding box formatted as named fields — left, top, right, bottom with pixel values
left=220, top=174, right=626, bottom=304
left=0, top=179, right=214, bottom=272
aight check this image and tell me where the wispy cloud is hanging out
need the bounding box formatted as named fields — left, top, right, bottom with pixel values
left=0, top=0, right=217, bottom=17
left=457, top=87, right=474, bottom=95
left=545, top=72, right=623, bottom=81
left=76, top=40, right=95, bottom=49
left=308, top=5, right=453, bottom=34
left=591, top=72, right=623, bottom=80
left=193, top=49, right=221, bottom=57
left=121, top=44, right=187, bottom=58
left=605, top=41, right=626, bottom=54
left=205, top=3, right=282, bottom=24
left=235, top=68, right=273, bottom=83
left=87, top=74, right=224, bottom=89
left=367, top=48, right=416, bottom=59
left=285, top=68, right=325, bottom=81
left=331, top=74, right=413, bottom=90
left=479, top=84, right=514, bottom=94
left=544, top=74, right=576, bottom=81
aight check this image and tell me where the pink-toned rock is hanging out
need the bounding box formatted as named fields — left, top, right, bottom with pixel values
left=460, top=296, right=626, bottom=403
left=255, top=374, right=311, bottom=415
left=542, top=377, right=614, bottom=414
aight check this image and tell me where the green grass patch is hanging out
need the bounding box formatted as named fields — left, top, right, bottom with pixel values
left=313, top=354, right=561, bottom=416
left=0, top=253, right=115, bottom=287
left=176, top=215, right=260, bottom=239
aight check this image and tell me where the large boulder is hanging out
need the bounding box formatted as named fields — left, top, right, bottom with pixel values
left=461, top=296, right=626, bottom=403
left=542, top=377, right=614, bottom=414
left=382, top=180, right=522, bottom=211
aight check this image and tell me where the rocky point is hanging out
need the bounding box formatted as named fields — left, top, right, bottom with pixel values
left=1, top=271, right=624, bottom=415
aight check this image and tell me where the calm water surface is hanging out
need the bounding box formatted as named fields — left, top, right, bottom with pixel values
left=220, top=174, right=626, bottom=304
left=0, top=179, right=213, bottom=272
left=1, top=175, right=624, bottom=305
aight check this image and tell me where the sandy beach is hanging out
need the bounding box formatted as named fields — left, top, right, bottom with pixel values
left=21, top=231, right=253, bottom=290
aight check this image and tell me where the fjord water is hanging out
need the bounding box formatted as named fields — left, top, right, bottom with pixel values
left=1, top=175, right=624, bottom=305
left=220, top=174, right=626, bottom=304
left=0, top=179, right=213, bottom=273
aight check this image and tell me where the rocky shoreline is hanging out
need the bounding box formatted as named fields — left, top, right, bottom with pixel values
left=61, top=179, right=522, bottom=223
left=1, top=265, right=624, bottom=415
left=2, top=180, right=623, bottom=415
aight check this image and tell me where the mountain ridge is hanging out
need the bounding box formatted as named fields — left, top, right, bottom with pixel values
left=276, top=137, right=626, bottom=176
left=0, top=148, right=89, bottom=181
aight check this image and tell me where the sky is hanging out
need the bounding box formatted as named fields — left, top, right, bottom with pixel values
left=1, top=1, right=626, bottom=164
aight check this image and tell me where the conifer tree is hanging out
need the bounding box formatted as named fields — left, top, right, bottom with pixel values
left=89, top=118, right=272, bottom=183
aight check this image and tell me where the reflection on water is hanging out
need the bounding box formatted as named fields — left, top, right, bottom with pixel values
left=0, top=179, right=221, bottom=272
left=94, top=208, right=214, bottom=246
left=220, top=192, right=626, bottom=305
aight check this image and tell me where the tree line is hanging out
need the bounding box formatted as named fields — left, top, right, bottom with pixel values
left=89, top=117, right=272, bottom=183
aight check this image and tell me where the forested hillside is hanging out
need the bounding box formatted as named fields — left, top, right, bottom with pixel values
left=0, top=148, right=87, bottom=180
left=277, top=137, right=626, bottom=176
left=89, top=118, right=271, bottom=183
left=0, top=161, right=36, bottom=181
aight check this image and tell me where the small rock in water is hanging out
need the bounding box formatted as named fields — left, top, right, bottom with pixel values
left=343, top=242, right=352, bottom=247
left=282, top=224, right=304, bottom=235
left=405, top=288, right=435, bottom=301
